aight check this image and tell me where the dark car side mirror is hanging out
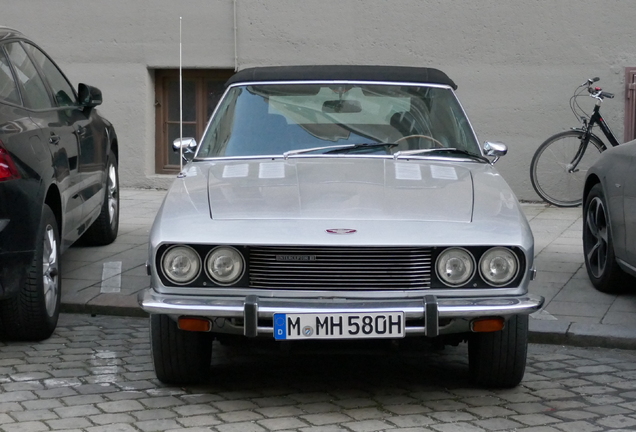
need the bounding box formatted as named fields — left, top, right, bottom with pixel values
left=78, top=83, right=103, bottom=108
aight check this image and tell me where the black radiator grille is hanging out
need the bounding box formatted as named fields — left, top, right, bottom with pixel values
left=248, top=246, right=432, bottom=289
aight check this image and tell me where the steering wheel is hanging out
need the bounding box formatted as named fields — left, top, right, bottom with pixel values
left=395, top=134, right=445, bottom=149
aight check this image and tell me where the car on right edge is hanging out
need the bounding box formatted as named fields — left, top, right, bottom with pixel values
left=583, top=139, right=636, bottom=292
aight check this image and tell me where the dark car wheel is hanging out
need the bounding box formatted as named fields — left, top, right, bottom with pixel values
left=468, top=314, right=528, bottom=388
left=0, top=204, right=61, bottom=341
left=583, top=183, right=629, bottom=293
left=81, top=150, right=119, bottom=246
left=150, top=314, right=214, bottom=385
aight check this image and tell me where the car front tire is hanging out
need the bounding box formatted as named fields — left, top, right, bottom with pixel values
left=81, top=149, right=119, bottom=246
left=468, top=314, right=528, bottom=388
left=583, top=183, right=630, bottom=293
left=150, top=314, right=214, bottom=385
left=0, top=204, right=61, bottom=341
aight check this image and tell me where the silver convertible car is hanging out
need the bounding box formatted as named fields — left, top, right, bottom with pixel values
left=139, top=66, right=544, bottom=388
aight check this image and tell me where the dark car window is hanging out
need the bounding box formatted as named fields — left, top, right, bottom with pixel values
left=4, top=42, right=52, bottom=110
left=0, top=48, right=21, bottom=105
left=24, top=43, right=77, bottom=107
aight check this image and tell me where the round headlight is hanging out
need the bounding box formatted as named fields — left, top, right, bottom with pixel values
left=436, top=248, right=475, bottom=287
left=205, top=246, right=245, bottom=285
left=479, top=247, right=519, bottom=287
left=161, top=245, right=201, bottom=285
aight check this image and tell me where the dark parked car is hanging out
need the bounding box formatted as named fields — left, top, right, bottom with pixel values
left=583, top=140, right=636, bottom=292
left=0, top=27, right=119, bottom=340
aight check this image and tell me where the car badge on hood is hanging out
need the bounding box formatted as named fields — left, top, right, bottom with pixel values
left=326, top=228, right=357, bottom=234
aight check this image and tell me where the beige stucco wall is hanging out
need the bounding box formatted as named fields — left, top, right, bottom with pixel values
left=2, top=0, right=635, bottom=200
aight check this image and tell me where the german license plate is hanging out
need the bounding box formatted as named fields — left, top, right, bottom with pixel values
left=273, top=312, right=404, bottom=340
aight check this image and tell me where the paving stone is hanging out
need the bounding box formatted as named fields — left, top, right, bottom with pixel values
left=90, top=413, right=136, bottom=425
left=342, top=419, right=395, bottom=432
left=552, top=420, right=603, bottom=432
left=595, top=414, right=636, bottom=428
left=176, top=415, right=222, bottom=428
left=258, top=417, right=309, bottom=430
left=97, top=399, right=144, bottom=413
left=512, top=414, right=562, bottom=426
left=473, top=417, right=524, bottom=431
left=1, top=421, right=50, bottom=432
left=47, top=417, right=93, bottom=430
left=302, top=413, right=354, bottom=425
left=217, top=410, right=264, bottom=423
left=215, top=422, right=266, bottom=432
left=12, top=409, right=58, bottom=422
left=135, top=419, right=181, bottom=432
left=385, top=414, right=436, bottom=428
left=430, top=422, right=486, bottom=432
left=132, top=409, right=178, bottom=421
left=54, top=404, right=101, bottom=418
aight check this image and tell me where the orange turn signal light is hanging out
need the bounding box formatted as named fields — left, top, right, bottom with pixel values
left=471, top=317, right=505, bottom=333
left=178, top=317, right=212, bottom=332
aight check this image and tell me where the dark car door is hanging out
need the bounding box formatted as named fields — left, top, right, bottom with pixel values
left=22, top=42, right=107, bottom=234
left=4, top=40, right=85, bottom=247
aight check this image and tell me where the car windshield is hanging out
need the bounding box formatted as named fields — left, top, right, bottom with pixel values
left=196, top=83, right=480, bottom=159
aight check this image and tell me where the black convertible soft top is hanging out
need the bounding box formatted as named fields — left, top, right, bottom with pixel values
left=226, top=65, right=457, bottom=90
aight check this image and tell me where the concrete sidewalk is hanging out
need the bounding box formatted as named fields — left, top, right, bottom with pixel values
left=60, top=188, right=636, bottom=349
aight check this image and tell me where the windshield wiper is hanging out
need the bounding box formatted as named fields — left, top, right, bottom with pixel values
left=323, top=142, right=398, bottom=154
left=283, top=142, right=397, bottom=159
left=393, top=148, right=489, bottom=163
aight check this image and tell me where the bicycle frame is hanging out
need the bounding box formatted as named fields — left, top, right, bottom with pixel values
left=568, top=101, right=620, bottom=173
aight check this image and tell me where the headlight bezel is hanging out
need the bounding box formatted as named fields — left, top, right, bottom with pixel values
left=479, top=247, right=520, bottom=287
left=433, top=246, right=526, bottom=289
left=160, top=245, right=202, bottom=286
left=204, top=246, right=246, bottom=286
left=435, top=247, right=476, bottom=287
left=155, top=244, right=249, bottom=288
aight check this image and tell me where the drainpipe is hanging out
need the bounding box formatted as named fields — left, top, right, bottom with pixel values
left=233, top=0, right=238, bottom=71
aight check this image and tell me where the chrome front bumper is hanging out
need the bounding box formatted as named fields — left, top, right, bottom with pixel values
left=138, top=289, right=544, bottom=338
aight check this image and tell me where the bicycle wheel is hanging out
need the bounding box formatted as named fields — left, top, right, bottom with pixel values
left=530, top=131, right=605, bottom=207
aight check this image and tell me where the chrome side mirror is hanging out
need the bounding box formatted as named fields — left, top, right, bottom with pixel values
left=173, top=137, right=198, bottom=164
left=173, top=137, right=197, bottom=151
left=483, top=141, right=508, bottom=164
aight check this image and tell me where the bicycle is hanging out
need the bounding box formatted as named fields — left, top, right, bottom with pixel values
left=529, top=77, right=619, bottom=207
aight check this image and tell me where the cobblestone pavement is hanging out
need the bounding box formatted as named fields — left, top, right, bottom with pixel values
left=2, top=315, right=636, bottom=431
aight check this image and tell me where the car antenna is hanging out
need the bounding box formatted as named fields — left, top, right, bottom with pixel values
left=179, top=16, right=183, bottom=173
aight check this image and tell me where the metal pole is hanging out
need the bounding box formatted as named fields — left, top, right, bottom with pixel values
left=179, top=17, right=183, bottom=172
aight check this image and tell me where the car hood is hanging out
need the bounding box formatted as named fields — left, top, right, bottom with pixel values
left=207, top=158, right=473, bottom=222
left=152, top=157, right=530, bottom=249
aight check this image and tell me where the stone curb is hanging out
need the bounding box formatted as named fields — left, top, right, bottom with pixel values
left=529, top=319, right=636, bottom=350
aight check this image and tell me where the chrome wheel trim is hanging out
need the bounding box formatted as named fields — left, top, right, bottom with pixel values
left=585, top=196, right=609, bottom=279
left=42, top=224, right=59, bottom=317
left=107, top=163, right=118, bottom=228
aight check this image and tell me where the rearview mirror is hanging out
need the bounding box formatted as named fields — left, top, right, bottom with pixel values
left=483, top=141, right=507, bottom=164
left=322, top=100, right=362, bottom=113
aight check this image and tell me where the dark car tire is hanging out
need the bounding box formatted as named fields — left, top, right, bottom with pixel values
left=150, top=314, right=214, bottom=385
left=0, top=204, right=61, bottom=341
left=468, top=314, right=528, bottom=388
left=582, top=183, right=630, bottom=293
left=81, top=150, right=119, bottom=246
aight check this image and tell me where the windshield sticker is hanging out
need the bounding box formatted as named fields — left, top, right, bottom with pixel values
left=259, top=162, right=286, bottom=179
left=395, top=163, right=422, bottom=180
left=430, top=165, right=458, bottom=180
left=222, top=164, right=249, bottom=178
